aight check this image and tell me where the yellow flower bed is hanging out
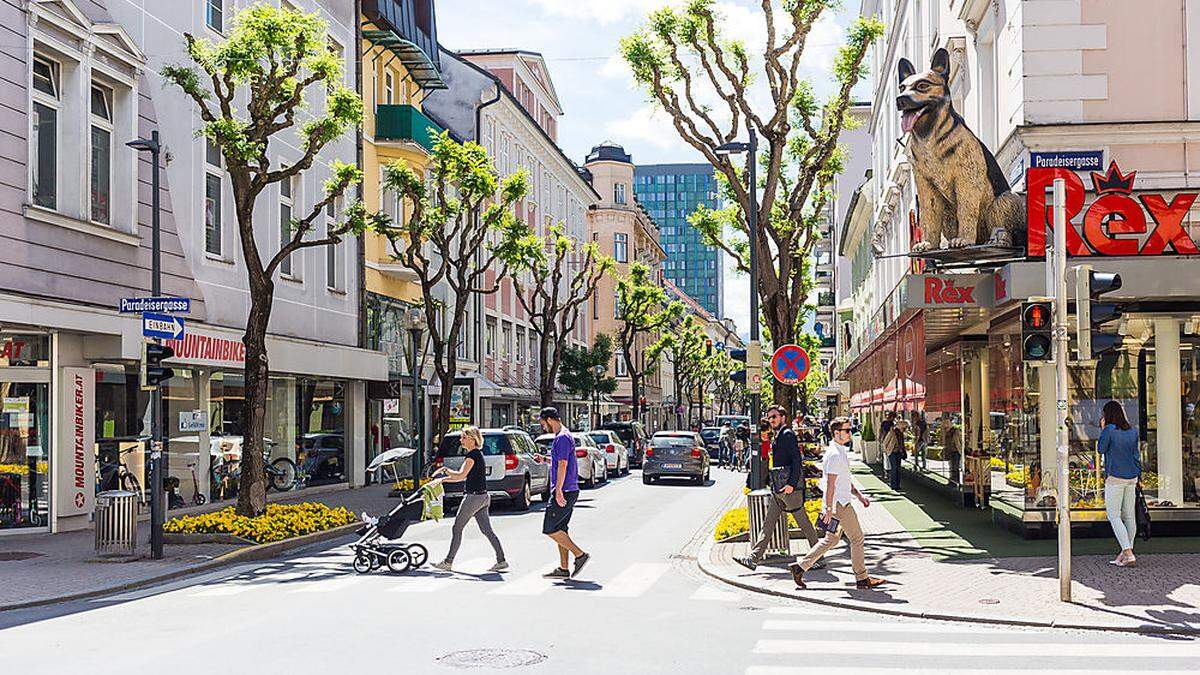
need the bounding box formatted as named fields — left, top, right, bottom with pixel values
left=395, top=477, right=434, bottom=492
left=0, top=462, right=49, bottom=476
left=990, top=457, right=1008, bottom=470
left=714, top=500, right=822, bottom=541
left=1005, top=468, right=1027, bottom=487
left=164, top=502, right=356, bottom=543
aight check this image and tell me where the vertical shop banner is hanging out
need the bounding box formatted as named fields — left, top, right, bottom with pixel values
left=57, top=368, right=96, bottom=518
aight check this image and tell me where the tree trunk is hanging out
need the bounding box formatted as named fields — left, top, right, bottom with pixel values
left=236, top=283, right=273, bottom=517
left=538, top=337, right=554, bottom=408
left=763, top=292, right=799, bottom=417
left=630, top=373, right=641, bottom=423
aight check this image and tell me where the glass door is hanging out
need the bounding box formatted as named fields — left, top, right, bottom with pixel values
left=0, top=379, right=51, bottom=529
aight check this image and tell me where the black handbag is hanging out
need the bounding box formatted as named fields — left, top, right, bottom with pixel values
left=769, top=467, right=789, bottom=494
left=1135, top=483, right=1152, bottom=541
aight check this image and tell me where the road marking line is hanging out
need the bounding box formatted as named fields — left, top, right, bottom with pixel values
left=489, top=567, right=557, bottom=596
left=751, top=639, right=1198, bottom=657
left=593, top=562, right=670, bottom=598
left=762, top=619, right=997, bottom=634
left=449, top=557, right=495, bottom=575
left=690, top=585, right=741, bottom=602
left=746, top=669, right=1196, bottom=675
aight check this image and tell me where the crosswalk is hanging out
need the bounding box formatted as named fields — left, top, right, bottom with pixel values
left=742, top=606, right=1200, bottom=674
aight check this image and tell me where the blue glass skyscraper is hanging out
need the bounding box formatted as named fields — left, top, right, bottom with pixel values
left=633, top=164, right=723, bottom=317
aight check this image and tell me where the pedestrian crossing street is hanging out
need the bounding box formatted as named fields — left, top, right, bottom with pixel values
left=741, top=607, right=1200, bottom=674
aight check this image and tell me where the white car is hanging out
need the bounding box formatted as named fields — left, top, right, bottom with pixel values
left=586, top=430, right=629, bottom=476
left=535, top=432, right=608, bottom=488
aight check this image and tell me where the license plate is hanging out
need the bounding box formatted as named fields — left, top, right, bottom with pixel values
left=663, top=463, right=682, bottom=470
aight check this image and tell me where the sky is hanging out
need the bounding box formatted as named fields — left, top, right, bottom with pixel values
left=436, top=0, right=865, bottom=339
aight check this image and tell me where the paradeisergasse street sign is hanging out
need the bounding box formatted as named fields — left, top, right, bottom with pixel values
left=120, top=297, right=190, bottom=314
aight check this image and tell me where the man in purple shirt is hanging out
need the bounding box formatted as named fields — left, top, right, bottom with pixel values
left=539, top=407, right=589, bottom=579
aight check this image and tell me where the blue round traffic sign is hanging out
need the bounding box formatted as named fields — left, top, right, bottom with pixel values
left=770, top=344, right=811, bottom=385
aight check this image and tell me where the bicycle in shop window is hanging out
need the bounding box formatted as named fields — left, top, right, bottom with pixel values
left=96, top=446, right=147, bottom=507
left=207, top=437, right=299, bottom=502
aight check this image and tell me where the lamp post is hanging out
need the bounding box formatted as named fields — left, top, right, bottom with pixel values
left=405, top=307, right=425, bottom=479
left=592, top=364, right=606, bottom=429
left=127, top=131, right=164, bottom=559
left=716, top=129, right=760, bottom=486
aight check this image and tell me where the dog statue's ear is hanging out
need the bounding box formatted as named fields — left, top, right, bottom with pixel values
left=898, top=57, right=915, bottom=85
left=930, top=48, right=950, bottom=78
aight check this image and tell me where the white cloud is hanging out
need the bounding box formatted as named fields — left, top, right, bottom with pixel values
left=605, top=105, right=696, bottom=153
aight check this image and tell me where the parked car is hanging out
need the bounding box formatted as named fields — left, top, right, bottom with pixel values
left=586, top=430, right=629, bottom=476
left=644, top=431, right=710, bottom=485
left=298, top=432, right=345, bottom=484
left=598, top=421, right=650, bottom=467
left=698, top=426, right=725, bottom=462
left=714, top=415, right=752, bottom=431
left=434, top=428, right=550, bottom=510
left=535, top=432, right=608, bottom=488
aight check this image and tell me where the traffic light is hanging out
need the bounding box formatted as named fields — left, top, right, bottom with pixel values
left=1021, top=300, right=1053, bottom=361
left=141, top=341, right=175, bottom=390
left=1076, top=265, right=1124, bottom=359
left=729, top=347, right=747, bottom=384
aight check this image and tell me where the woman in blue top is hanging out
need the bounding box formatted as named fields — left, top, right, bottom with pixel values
left=1098, top=401, right=1141, bottom=567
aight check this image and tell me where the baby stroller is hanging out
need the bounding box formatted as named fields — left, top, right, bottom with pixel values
left=350, top=449, right=439, bottom=574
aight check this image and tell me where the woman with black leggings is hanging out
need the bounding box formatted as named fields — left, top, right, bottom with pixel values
left=432, top=426, right=507, bottom=572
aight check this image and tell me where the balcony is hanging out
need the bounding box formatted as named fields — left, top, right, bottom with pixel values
left=375, top=104, right=443, bottom=152
left=362, top=0, right=445, bottom=90
left=817, top=291, right=835, bottom=307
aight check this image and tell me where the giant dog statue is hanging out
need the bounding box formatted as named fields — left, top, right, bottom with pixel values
left=897, top=48, right=1024, bottom=251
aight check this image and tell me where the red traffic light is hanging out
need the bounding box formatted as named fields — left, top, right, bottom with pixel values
left=1022, top=303, right=1050, bottom=329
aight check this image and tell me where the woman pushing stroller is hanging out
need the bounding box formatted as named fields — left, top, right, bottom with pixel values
left=431, top=426, right=508, bottom=572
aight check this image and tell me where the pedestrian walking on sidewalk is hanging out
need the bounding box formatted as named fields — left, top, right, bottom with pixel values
left=735, top=406, right=821, bottom=571
left=788, top=416, right=887, bottom=590
left=538, top=407, right=590, bottom=579
left=883, top=419, right=908, bottom=490
left=431, top=426, right=508, bottom=573
left=1099, top=401, right=1142, bottom=567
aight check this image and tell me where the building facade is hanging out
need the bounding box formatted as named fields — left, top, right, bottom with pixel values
left=633, top=164, right=723, bottom=317
left=842, top=0, right=1200, bottom=533
left=2, top=0, right=386, bottom=534
left=424, top=47, right=598, bottom=432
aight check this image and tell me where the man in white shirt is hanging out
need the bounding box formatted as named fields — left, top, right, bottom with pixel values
left=788, top=416, right=886, bottom=590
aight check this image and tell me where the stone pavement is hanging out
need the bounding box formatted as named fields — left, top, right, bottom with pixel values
left=700, top=461, right=1200, bottom=635
left=0, top=484, right=400, bottom=610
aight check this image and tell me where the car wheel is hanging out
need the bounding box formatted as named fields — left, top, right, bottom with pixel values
left=513, top=477, right=532, bottom=511
left=585, top=468, right=596, bottom=489
left=540, top=478, right=552, bottom=502
left=642, top=473, right=652, bottom=485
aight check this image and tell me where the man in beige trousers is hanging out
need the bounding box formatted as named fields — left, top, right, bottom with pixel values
left=788, top=416, right=887, bottom=590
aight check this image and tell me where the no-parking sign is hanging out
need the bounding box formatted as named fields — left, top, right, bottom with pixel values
left=770, top=344, right=811, bottom=385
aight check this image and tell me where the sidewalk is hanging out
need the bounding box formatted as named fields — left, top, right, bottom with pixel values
left=0, top=484, right=399, bottom=610
left=700, top=462, right=1200, bottom=635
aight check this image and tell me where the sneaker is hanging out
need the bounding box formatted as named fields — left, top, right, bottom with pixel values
left=787, top=563, right=806, bottom=589
left=855, top=576, right=887, bottom=589
left=542, top=567, right=570, bottom=579
left=489, top=561, right=509, bottom=572
left=572, top=552, right=591, bottom=578
left=432, top=560, right=453, bottom=572
left=1116, top=554, right=1137, bottom=568
left=734, top=556, right=758, bottom=572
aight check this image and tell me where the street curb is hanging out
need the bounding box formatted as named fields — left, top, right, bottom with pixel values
left=0, top=522, right=361, bottom=613
left=695, top=537, right=1200, bottom=637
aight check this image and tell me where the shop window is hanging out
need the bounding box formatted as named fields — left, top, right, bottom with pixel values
left=90, top=84, right=113, bottom=224
left=0, top=381, right=50, bottom=530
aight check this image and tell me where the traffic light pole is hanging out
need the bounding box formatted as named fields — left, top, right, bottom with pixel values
left=747, top=129, right=763, bottom=490
left=1052, top=177, right=1071, bottom=601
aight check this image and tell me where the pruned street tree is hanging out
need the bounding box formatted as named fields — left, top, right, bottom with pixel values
left=379, top=132, right=529, bottom=447
left=559, top=334, right=619, bottom=428
left=502, top=224, right=613, bottom=408
left=621, top=0, right=884, bottom=412
left=164, top=5, right=369, bottom=516
left=615, top=263, right=684, bottom=422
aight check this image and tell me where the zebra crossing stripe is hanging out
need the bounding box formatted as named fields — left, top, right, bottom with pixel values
left=488, top=567, right=557, bottom=596
left=690, top=585, right=741, bottom=602
left=593, top=562, right=670, bottom=598
left=747, top=669, right=1198, bottom=675
left=752, top=639, right=1199, bottom=657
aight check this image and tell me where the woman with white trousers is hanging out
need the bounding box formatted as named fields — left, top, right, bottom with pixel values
left=1098, top=401, right=1142, bottom=567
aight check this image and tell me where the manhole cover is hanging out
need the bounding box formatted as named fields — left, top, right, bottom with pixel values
left=436, top=649, right=547, bottom=669
left=0, top=551, right=44, bottom=561
left=979, top=598, right=1000, bottom=605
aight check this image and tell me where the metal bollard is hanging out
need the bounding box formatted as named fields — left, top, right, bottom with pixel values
left=95, top=490, right=138, bottom=557
left=747, top=489, right=789, bottom=558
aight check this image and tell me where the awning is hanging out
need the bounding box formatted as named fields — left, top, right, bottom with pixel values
left=362, top=28, right=446, bottom=90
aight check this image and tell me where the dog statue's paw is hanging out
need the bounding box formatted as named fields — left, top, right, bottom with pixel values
left=987, top=229, right=1013, bottom=248
left=947, top=237, right=970, bottom=249
left=911, top=241, right=933, bottom=253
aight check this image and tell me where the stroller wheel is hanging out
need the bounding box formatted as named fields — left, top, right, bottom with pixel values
left=406, top=543, right=429, bottom=568
left=386, top=549, right=412, bottom=574
left=352, top=554, right=373, bottom=574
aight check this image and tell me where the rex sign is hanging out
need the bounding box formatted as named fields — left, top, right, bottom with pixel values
left=1026, top=162, right=1200, bottom=257
left=905, top=273, right=994, bottom=309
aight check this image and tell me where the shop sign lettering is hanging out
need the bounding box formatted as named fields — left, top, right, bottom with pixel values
left=73, top=374, right=85, bottom=490
left=0, top=339, right=26, bottom=360
left=165, top=333, right=246, bottom=365
left=1026, top=162, right=1200, bottom=257
left=924, top=277, right=975, bottom=305
left=58, top=367, right=95, bottom=518
left=905, top=274, right=994, bottom=310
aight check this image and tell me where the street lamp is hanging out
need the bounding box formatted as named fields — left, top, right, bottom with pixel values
left=716, top=129, right=761, bottom=487
left=404, top=307, right=426, bottom=479
left=592, top=364, right=606, bottom=430
left=127, top=131, right=164, bottom=559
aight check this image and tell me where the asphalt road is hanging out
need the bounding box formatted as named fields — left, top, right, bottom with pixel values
left=4, top=467, right=1199, bottom=674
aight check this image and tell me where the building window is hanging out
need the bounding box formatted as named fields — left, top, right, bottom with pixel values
left=516, top=327, right=526, bottom=362
left=613, top=233, right=628, bottom=263
left=384, top=71, right=394, bottom=105
left=502, top=322, right=513, bottom=360
left=31, top=56, right=59, bottom=210
left=205, top=0, right=223, bottom=33
left=614, top=291, right=622, bottom=320
left=89, top=85, right=113, bottom=224
left=204, top=139, right=223, bottom=256
left=280, top=177, right=294, bottom=277
left=614, top=182, right=626, bottom=205
left=615, top=351, right=627, bottom=377
left=486, top=319, right=497, bottom=356
left=326, top=200, right=344, bottom=291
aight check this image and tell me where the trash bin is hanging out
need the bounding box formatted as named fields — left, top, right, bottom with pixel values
left=95, top=490, right=138, bottom=557
left=747, top=489, right=789, bottom=558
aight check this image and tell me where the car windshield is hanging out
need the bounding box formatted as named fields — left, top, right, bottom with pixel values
left=699, top=429, right=720, bottom=440
left=651, top=436, right=694, bottom=448
left=587, top=433, right=610, bottom=445
left=600, top=424, right=636, bottom=442
left=438, top=433, right=511, bottom=457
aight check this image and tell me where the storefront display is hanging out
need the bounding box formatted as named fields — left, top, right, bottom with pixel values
left=0, top=334, right=51, bottom=530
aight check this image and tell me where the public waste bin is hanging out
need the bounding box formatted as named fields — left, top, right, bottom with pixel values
left=95, top=490, right=138, bottom=556
left=747, top=489, right=789, bottom=558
